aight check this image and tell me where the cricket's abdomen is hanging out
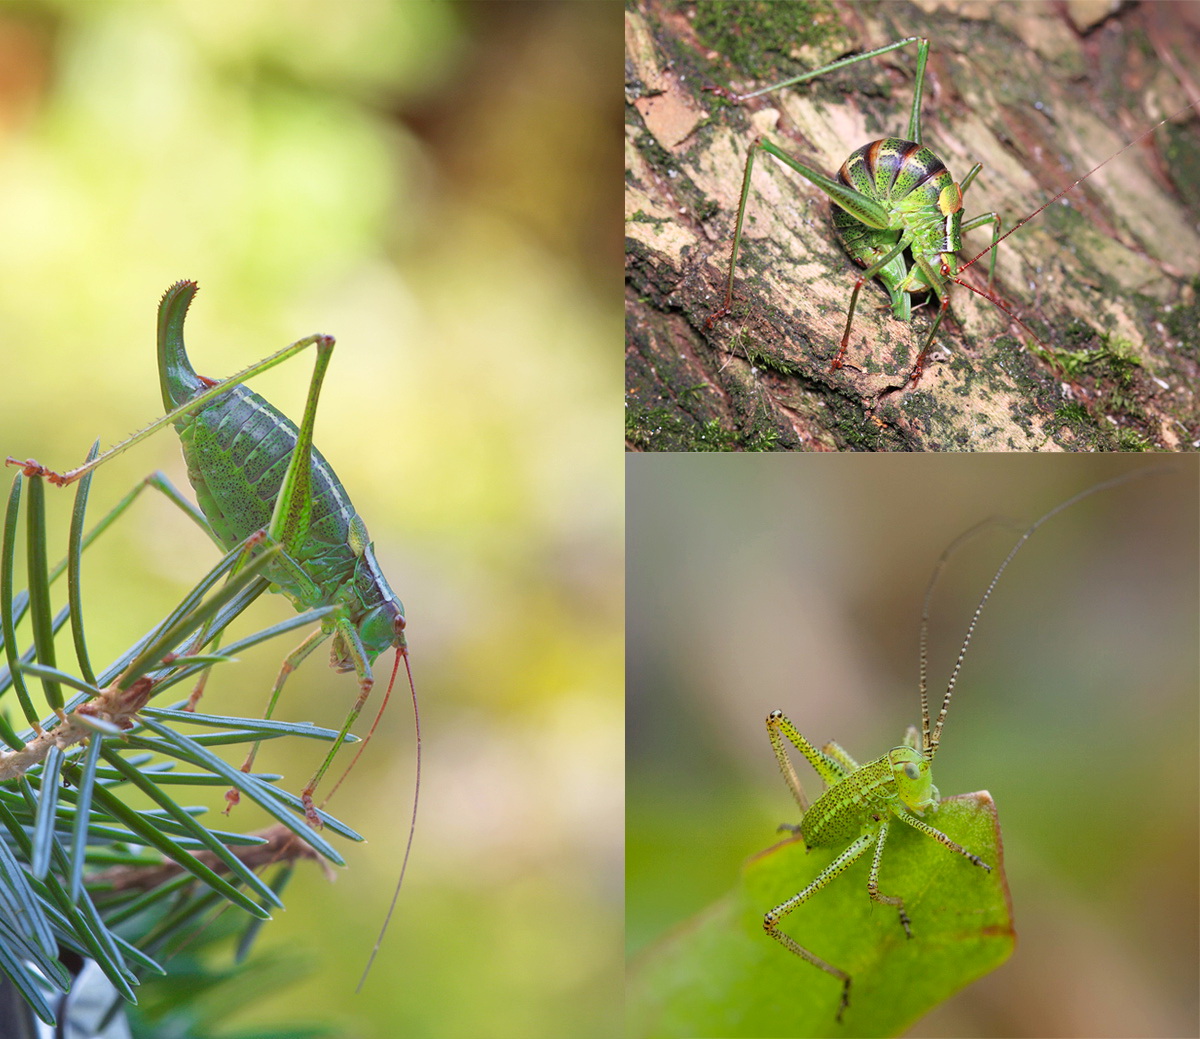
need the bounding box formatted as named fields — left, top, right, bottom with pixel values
left=176, top=383, right=363, bottom=608
left=800, top=754, right=897, bottom=846
left=835, top=138, right=963, bottom=259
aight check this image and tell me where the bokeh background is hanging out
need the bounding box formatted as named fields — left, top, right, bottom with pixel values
left=628, top=455, right=1198, bottom=1038
left=0, top=3, right=620, bottom=1037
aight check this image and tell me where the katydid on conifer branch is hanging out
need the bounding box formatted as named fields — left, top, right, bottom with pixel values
left=705, top=36, right=1200, bottom=385
left=6, top=280, right=420, bottom=986
left=762, top=470, right=1161, bottom=1023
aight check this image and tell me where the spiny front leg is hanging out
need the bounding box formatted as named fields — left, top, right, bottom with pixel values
left=866, top=818, right=911, bottom=937
left=895, top=807, right=992, bottom=872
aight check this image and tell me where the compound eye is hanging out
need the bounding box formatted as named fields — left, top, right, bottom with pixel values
left=903, top=762, right=920, bottom=780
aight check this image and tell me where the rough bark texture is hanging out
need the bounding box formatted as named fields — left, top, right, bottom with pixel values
left=625, top=0, right=1200, bottom=451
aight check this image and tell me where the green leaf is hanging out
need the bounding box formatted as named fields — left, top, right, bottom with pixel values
left=31, top=744, right=65, bottom=879
left=25, top=471, right=64, bottom=712
left=84, top=780, right=271, bottom=922
left=628, top=792, right=1014, bottom=1038
left=134, top=715, right=349, bottom=862
left=97, top=750, right=282, bottom=909
left=67, top=439, right=101, bottom=687
left=142, top=706, right=359, bottom=742
left=17, top=661, right=101, bottom=697
left=68, top=733, right=104, bottom=900
left=1, top=472, right=41, bottom=730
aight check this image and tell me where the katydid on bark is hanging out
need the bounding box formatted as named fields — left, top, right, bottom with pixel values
left=763, top=470, right=1160, bottom=1023
left=705, top=36, right=1200, bottom=384
left=6, top=280, right=418, bottom=986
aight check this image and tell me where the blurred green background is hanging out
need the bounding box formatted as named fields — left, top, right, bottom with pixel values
left=628, top=455, right=1198, bottom=1038
left=0, top=2, right=620, bottom=1037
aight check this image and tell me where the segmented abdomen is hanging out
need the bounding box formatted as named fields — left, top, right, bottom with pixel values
left=835, top=137, right=962, bottom=257
left=176, top=384, right=377, bottom=612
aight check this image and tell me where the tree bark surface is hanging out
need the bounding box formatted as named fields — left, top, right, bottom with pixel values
left=625, top=0, right=1200, bottom=451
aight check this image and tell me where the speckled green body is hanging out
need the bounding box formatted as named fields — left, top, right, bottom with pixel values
left=792, top=739, right=938, bottom=847
left=800, top=754, right=902, bottom=845
left=765, top=711, right=980, bottom=1022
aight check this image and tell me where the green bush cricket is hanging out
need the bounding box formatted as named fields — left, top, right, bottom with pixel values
left=762, top=471, right=1161, bottom=1023
left=704, top=35, right=1200, bottom=384
left=7, top=280, right=418, bottom=985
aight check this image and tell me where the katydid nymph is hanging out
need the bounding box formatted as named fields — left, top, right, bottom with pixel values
left=763, top=472, right=1155, bottom=1023
left=6, top=280, right=418, bottom=986
left=705, top=36, right=1200, bottom=384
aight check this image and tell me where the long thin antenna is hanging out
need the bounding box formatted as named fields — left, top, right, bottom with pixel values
left=959, top=96, right=1200, bottom=276
left=352, top=648, right=421, bottom=992
left=923, top=467, right=1172, bottom=760
left=918, top=516, right=1016, bottom=748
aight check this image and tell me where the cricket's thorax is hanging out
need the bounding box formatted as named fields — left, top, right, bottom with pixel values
left=800, top=746, right=937, bottom=847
